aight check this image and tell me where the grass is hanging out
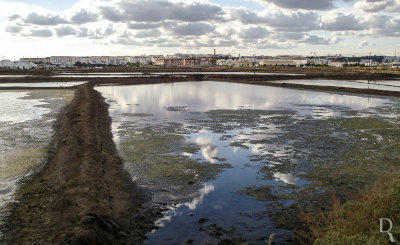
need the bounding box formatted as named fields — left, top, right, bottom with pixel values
left=301, top=116, right=400, bottom=244
left=302, top=170, right=400, bottom=244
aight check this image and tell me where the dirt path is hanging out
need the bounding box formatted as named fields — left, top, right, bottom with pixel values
left=5, top=83, right=157, bottom=244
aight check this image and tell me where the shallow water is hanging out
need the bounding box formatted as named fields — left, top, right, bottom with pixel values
left=96, top=81, right=399, bottom=244
left=0, top=75, right=31, bottom=78
left=0, top=90, right=74, bottom=235
left=151, top=72, right=305, bottom=76
left=52, top=74, right=159, bottom=78
left=272, top=79, right=400, bottom=91
left=0, top=81, right=87, bottom=88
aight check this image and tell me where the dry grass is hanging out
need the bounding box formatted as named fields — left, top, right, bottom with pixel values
left=301, top=170, right=400, bottom=244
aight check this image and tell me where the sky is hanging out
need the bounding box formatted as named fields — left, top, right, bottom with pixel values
left=1, top=0, right=400, bottom=60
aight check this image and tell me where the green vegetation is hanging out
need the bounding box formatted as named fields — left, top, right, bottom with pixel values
left=118, top=126, right=231, bottom=201
left=303, top=116, right=400, bottom=244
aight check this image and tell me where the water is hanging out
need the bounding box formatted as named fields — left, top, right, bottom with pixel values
left=52, top=74, right=159, bottom=78
left=0, top=75, right=31, bottom=78
left=0, top=81, right=87, bottom=88
left=0, top=90, right=74, bottom=235
left=151, top=72, right=305, bottom=76
left=96, top=81, right=398, bottom=244
left=272, top=79, right=400, bottom=91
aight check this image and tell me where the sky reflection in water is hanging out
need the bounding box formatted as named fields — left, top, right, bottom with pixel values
left=96, top=81, right=392, bottom=244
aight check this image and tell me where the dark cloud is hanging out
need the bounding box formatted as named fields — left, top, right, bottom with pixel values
left=101, top=0, right=224, bottom=22
left=5, top=26, right=23, bottom=33
left=29, top=29, right=53, bottom=37
left=264, top=0, right=335, bottom=10
left=171, top=23, right=215, bottom=36
left=70, top=9, right=98, bottom=24
left=24, top=13, right=68, bottom=26
left=239, top=27, right=270, bottom=39
left=55, top=26, right=77, bottom=37
left=322, top=13, right=365, bottom=31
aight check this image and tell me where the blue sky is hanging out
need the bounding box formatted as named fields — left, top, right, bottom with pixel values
left=0, top=0, right=399, bottom=59
left=17, top=0, right=76, bottom=11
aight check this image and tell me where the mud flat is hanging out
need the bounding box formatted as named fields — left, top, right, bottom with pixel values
left=0, top=90, right=74, bottom=240
left=3, top=84, right=157, bottom=244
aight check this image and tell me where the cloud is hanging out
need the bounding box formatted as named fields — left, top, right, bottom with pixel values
left=264, top=0, right=335, bottom=10
left=359, top=40, right=369, bottom=47
left=5, top=26, right=23, bottom=34
left=77, top=27, right=89, bottom=37
left=356, top=0, right=400, bottom=12
left=55, top=26, right=77, bottom=37
left=111, top=37, right=144, bottom=46
left=128, top=22, right=163, bottom=30
left=265, top=11, right=320, bottom=32
left=24, top=13, right=68, bottom=26
left=135, top=29, right=162, bottom=38
left=231, top=9, right=320, bottom=32
left=29, top=29, right=53, bottom=37
left=8, top=14, right=21, bottom=21
left=322, top=13, right=365, bottom=31
left=239, top=26, right=270, bottom=39
left=101, top=0, right=224, bottom=22
left=171, top=22, right=215, bottom=36
left=300, top=35, right=331, bottom=45
left=70, top=9, right=98, bottom=24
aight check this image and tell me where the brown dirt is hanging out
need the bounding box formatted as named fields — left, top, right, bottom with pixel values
left=4, top=83, right=158, bottom=244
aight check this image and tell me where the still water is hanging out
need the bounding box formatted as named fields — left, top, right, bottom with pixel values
left=0, top=81, right=87, bottom=88
left=96, top=81, right=398, bottom=244
left=0, top=90, right=74, bottom=236
left=272, top=79, right=400, bottom=91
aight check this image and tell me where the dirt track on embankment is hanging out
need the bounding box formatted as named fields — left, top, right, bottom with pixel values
left=4, top=83, right=159, bottom=244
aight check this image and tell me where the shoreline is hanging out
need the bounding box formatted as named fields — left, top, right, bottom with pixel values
left=4, top=83, right=159, bottom=244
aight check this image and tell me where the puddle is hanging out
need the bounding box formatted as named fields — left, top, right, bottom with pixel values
left=96, top=81, right=400, bottom=244
left=0, top=81, right=87, bottom=88
left=272, top=79, right=400, bottom=91
left=0, top=90, right=74, bottom=236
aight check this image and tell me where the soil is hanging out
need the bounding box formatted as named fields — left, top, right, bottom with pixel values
left=3, top=83, right=159, bottom=244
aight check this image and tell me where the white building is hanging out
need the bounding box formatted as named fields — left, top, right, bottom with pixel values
left=50, top=56, right=77, bottom=67
left=0, top=60, right=37, bottom=69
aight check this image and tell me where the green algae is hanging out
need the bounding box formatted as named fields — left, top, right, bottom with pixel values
left=117, top=125, right=231, bottom=203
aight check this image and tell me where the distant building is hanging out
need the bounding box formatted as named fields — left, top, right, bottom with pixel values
left=50, top=56, right=77, bottom=67
left=0, top=60, right=37, bottom=69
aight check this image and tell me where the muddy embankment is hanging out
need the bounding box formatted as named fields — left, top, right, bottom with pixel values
left=4, top=83, right=159, bottom=244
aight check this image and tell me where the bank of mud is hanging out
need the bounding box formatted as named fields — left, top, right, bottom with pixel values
left=3, top=83, right=159, bottom=244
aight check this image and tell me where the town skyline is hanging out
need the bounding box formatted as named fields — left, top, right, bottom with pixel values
left=1, top=0, right=400, bottom=60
